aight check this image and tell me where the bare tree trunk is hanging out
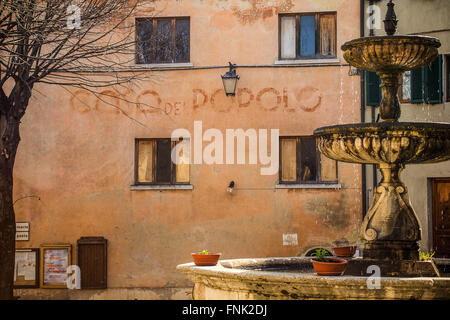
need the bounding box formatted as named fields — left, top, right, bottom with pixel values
left=0, top=105, right=21, bottom=300
left=0, top=155, right=15, bottom=300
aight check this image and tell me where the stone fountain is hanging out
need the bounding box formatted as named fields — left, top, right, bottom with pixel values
left=177, top=1, right=450, bottom=299
left=314, top=0, right=449, bottom=277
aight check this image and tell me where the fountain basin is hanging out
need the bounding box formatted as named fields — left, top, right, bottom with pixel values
left=314, top=122, right=450, bottom=165
left=177, top=257, right=450, bottom=300
left=314, top=122, right=450, bottom=252
left=341, top=36, right=440, bottom=73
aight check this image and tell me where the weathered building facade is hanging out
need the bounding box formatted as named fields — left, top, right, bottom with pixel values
left=13, top=0, right=362, bottom=299
left=363, top=0, right=450, bottom=257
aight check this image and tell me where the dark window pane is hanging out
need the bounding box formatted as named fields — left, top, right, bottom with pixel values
left=300, top=137, right=317, bottom=182
left=424, top=54, right=442, bottom=104
left=156, top=139, right=171, bottom=183
left=155, top=19, right=173, bottom=63
left=175, top=19, right=190, bottom=63
left=136, top=19, right=154, bottom=64
left=366, top=71, right=382, bottom=106
left=300, top=15, right=315, bottom=57
left=411, top=67, right=424, bottom=103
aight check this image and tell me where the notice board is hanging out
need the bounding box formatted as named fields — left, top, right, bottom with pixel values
left=14, top=248, right=39, bottom=288
left=40, top=244, right=72, bottom=288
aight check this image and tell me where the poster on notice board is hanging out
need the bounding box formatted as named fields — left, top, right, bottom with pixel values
left=40, top=244, right=71, bottom=288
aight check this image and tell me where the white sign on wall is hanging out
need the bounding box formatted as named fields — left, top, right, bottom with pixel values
left=283, top=233, right=298, bottom=246
left=16, top=222, right=30, bottom=241
left=16, top=232, right=29, bottom=241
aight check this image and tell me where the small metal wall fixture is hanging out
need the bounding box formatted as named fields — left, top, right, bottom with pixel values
left=227, top=181, right=235, bottom=193
left=221, top=62, right=240, bottom=96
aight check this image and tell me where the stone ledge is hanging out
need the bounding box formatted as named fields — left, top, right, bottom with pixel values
left=275, top=183, right=342, bottom=189
left=274, top=58, right=341, bottom=65
left=130, top=184, right=194, bottom=191
left=14, top=287, right=193, bottom=300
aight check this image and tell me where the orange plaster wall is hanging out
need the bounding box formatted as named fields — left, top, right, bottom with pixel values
left=14, top=0, right=362, bottom=289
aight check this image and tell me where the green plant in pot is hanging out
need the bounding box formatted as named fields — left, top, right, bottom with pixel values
left=310, top=249, right=347, bottom=276
left=419, top=249, right=435, bottom=261
left=191, top=249, right=222, bottom=266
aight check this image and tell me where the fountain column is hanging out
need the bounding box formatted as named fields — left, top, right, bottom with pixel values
left=361, top=1, right=420, bottom=265
left=379, top=73, right=402, bottom=121
left=361, top=163, right=421, bottom=261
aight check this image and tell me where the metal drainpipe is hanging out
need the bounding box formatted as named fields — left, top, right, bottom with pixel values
left=360, top=0, right=367, bottom=218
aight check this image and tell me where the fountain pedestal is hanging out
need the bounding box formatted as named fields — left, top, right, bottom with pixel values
left=346, top=163, right=440, bottom=276
left=362, top=240, right=419, bottom=261
left=344, top=257, right=440, bottom=277
left=361, top=163, right=421, bottom=266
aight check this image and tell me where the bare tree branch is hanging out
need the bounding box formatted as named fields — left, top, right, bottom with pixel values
left=0, top=0, right=156, bottom=120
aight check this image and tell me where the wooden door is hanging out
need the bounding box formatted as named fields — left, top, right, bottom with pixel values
left=77, top=237, right=107, bottom=289
left=432, top=179, right=450, bottom=258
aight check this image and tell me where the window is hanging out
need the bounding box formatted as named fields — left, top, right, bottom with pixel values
left=135, top=138, right=190, bottom=185
left=279, top=12, right=336, bottom=60
left=368, top=55, right=443, bottom=106
left=409, top=54, right=442, bottom=104
left=279, top=136, right=338, bottom=184
left=136, top=17, right=190, bottom=64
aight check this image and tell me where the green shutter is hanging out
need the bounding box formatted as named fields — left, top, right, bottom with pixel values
left=411, top=67, right=424, bottom=104
left=366, top=71, right=381, bottom=106
left=424, top=54, right=443, bottom=104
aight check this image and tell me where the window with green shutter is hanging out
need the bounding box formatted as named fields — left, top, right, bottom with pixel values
left=365, top=71, right=382, bottom=106
left=410, top=54, right=442, bottom=104
left=424, top=54, right=442, bottom=104
left=411, top=67, right=424, bottom=103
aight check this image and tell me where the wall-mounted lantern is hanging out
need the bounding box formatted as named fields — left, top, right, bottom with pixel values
left=221, top=62, right=240, bottom=96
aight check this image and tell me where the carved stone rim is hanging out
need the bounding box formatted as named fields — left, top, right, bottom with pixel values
left=314, top=122, right=450, bottom=136
left=341, top=35, right=441, bottom=51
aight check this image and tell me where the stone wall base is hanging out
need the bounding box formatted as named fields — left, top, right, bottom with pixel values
left=14, top=287, right=193, bottom=300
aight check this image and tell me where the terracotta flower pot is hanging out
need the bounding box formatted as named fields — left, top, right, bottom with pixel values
left=192, top=253, right=221, bottom=266
left=333, top=245, right=357, bottom=257
left=311, top=258, right=348, bottom=276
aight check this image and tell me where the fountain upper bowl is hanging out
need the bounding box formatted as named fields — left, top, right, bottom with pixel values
left=314, top=122, right=450, bottom=165
left=341, top=35, right=441, bottom=73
